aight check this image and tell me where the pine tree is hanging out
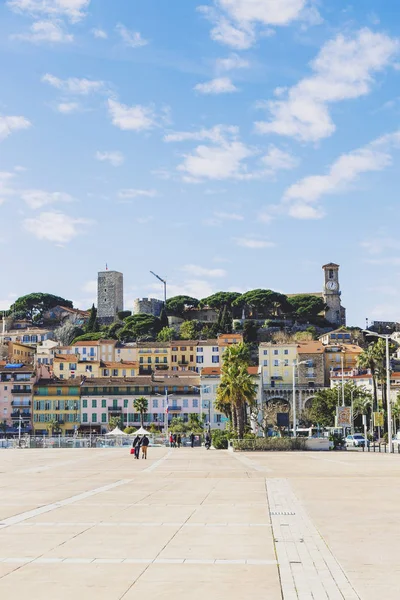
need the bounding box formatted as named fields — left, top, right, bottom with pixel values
left=160, top=307, right=169, bottom=328
left=86, top=304, right=99, bottom=333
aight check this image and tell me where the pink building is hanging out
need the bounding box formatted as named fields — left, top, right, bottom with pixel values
left=0, top=364, right=36, bottom=434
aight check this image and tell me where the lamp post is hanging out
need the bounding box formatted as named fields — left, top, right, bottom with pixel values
left=190, top=385, right=211, bottom=429
left=363, top=330, right=393, bottom=454
left=292, top=360, right=308, bottom=438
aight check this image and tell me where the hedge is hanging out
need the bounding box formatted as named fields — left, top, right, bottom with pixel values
left=232, top=438, right=307, bottom=452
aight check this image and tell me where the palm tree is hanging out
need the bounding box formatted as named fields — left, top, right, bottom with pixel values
left=133, top=396, right=149, bottom=428
left=357, top=344, right=379, bottom=411
left=108, top=415, right=122, bottom=430
left=217, top=344, right=257, bottom=438
left=46, top=418, right=58, bottom=436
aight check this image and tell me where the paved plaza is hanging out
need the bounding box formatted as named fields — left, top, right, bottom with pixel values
left=0, top=447, right=399, bottom=599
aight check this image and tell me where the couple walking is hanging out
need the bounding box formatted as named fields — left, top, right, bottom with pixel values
left=169, top=433, right=181, bottom=448
left=132, top=434, right=149, bottom=459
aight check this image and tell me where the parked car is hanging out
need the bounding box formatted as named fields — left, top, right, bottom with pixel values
left=345, top=434, right=369, bottom=448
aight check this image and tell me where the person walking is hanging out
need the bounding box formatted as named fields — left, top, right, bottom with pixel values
left=190, top=432, right=195, bottom=448
left=177, top=434, right=182, bottom=448
left=172, top=433, right=177, bottom=448
left=134, top=435, right=142, bottom=459
left=205, top=431, right=211, bottom=450
left=169, top=433, right=174, bottom=448
left=141, top=434, right=149, bottom=459
left=132, top=435, right=140, bottom=459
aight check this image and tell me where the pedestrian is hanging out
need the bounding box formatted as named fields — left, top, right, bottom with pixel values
left=173, top=433, right=177, bottom=448
left=190, top=432, right=195, bottom=448
left=169, top=433, right=174, bottom=448
left=135, top=435, right=142, bottom=459
left=132, top=435, right=140, bottom=459
left=141, top=434, right=149, bottom=459
left=177, top=434, right=181, bottom=448
left=205, top=431, right=211, bottom=450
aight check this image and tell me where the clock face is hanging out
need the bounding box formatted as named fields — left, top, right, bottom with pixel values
left=326, top=281, right=338, bottom=291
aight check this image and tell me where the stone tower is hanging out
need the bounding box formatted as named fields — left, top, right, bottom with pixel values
left=322, top=263, right=346, bottom=327
left=97, top=270, right=124, bottom=325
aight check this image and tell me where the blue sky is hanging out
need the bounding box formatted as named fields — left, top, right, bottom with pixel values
left=1, top=0, right=400, bottom=326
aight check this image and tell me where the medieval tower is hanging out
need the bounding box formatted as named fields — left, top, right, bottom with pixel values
left=97, top=270, right=124, bottom=325
left=322, top=263, right=346, bottom=327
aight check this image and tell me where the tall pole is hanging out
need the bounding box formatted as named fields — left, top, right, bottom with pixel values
left=341, top=352, right=345, bottom=407
left=199, top=385, right=203, bottom=426
left=292, top=361, right=297, bottom=438
left=386, top=335, right=393, bottom=453
left=165, top=388, right=169, bottom=442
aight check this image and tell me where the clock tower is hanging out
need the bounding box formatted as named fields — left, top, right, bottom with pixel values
left=322, top=263, right=346, bottom=326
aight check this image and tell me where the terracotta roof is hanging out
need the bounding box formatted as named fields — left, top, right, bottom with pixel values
left=0, top=365, right=34, bottom=373
left=100, top=361, right=138, bottom=368
left=170, top=341, right=199, bottom=347
left=81, top=375, right=200, bottom=388
left=297, top=341, right=324, bottom=354
left=54, top=354, right=78, bottom=361
left=325, top=344, right=362, bottom=354
left=137, top=342, right=170, bottom=348
left=35, top=378, right=79, bottom=386
left=73, top=339, right=117, bottom=347
left=201, top=366, right=259, bottom=376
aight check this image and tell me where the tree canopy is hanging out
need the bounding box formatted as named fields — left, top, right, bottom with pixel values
left=233, top=289, right=290, bottom=317
left=118, top=314, right=162, bottom=342
left=200, top=291, right=241, bottom=310
left=10, top=293, right=73, bottom=323
left=166, top=295, right=199, bottom=316
left=288, top=295, right=326, bottom=319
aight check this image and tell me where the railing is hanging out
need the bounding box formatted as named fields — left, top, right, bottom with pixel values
left=108, top=406, right=122, bottom=412
left=362, top=443, right=400, bottom=454
left=11, top=389, right=32, bottom=394
left=11, top=400, right=31, bottom=407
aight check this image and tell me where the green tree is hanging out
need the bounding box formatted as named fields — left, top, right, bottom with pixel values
left=288, top=295, right=326, bottom=320
left=159, top=307, right=169, bottom=328
left=72, top=332, right=104, bottom=343
left=118, top=314, right=162, bottom=342
left=308, top=388, right=339, bottom=427
left=215, top=305, right=233, bottom=334
left=86, top=304, right=100, bottom=333
left=108, top=415, right=122, bottom=430
left=10, top=293, right=73, bottom=323
left=166, top=296, right=199, bottom=316
left=133, top=396, right=149, bottom=427
left=216, top=343, right=257, bottom=438
left=188, top=413, right=203, bottom=433
left=180, top=320, right=200, bottom=340
left=169, top=417, right=189, bottom=434
left=200, top=291, right=242, bottom=310
left=243, top=320, right=258, bottom=343
left=46, top=418, right=59, bottom=436
left=357, top=342, right=380, bottom=411
left=233, top=289, right=290, bottom=319
left=157, top=327, right=176, bottom=342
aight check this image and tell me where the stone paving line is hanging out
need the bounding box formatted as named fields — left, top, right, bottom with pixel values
left=0, top=557, right=278, bottom=565
left=266, top=478, right=360, bottom=600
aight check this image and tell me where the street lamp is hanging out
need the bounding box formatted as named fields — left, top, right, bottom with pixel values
left=292, top=360, right=308, bottom=438
left=363, top=330, right=393, bottom=453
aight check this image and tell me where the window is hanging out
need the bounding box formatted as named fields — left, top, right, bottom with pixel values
left=214, top=414, right=222, bottom=423
left=113, top=369, right=118, bottom=376
left=274, top=349, right=278, bottom=355
left=153, top=399, right=158, bottom=409
left=263, top=360, right=268, bottom=366
left=196, top=356, right=204, bottom=364
left=124, top=399, right=128, bottom=408
left=59, top=363, right=64, bottom=371
left=92, top=414, right=97, bottom=423
left=82, top=413, right=88, bottom=423
left=172, top=347, right=178, bottom=352
left=147, top=357, right=151, bottom=364
left=102, top=413, right=107, bottom=423
left=212, top=356, right=219, bottom=363
left=82, top=348, right=87, bottom=354
left=197, top=347, right=203, bottom=353
left=193, top=399, right=199, bottom=408
left=183, top=399, right=189, bottom=408
left=181, top=347, right=187, bottom=351
left=83, top=400, right=87, bottom=408
left=56, top=388, right=62, bottom=396
left=102, top=399, right=106, bottom=408
left=284, top=360, right=289, bottom=366
left=274, top=360, right=279, bottom=367
left=130, top=369, right=135, bottom=376
left=92, top=399, right=97, bottom=408
left=69, top=363, right=77, bottom=370
left=190, top=355, right=194, bottom=362
left=212, top=347, right=218, bottom=353
left=284, top=349, right=289, bottom=355
left=329, top=269, right=334, bottom=279
left=59, top=374, right=64, bottom=379
left=263, top=350, right=268, bottom=355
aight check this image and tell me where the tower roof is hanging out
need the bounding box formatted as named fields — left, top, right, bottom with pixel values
left=322, top=263, right=339, bottom=269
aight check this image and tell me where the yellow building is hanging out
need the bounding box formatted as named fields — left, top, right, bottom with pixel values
left=137, top=342, right=170, bottom=374
left=6, top=341, right=35, bottom=364
left=33, top=379, right=80, bottom=435
left=170, top=341, right=198, bottom=372
left=53, top=354, right=102, bottom=379
left=259, top=342, right=298, bottom=388
left=324, top=343, right=363, bottom=383
left=99, top=361, right=138, bottom=377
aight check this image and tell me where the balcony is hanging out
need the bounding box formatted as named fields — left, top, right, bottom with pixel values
left=168, top=406, right=182, bottom=412
left=108, top=406, right=122, bottom=412
left=11, top=388, right=32, bottom=394
left=11, top=400, right=31, bottom=407
left=11, top=412, right=31, bottom=419
left=178, top=361, right=189, bottom=366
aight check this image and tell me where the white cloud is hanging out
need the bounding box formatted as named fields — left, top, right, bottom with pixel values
left=261, top=145, right=299, bottom=172
left=194, top=77, right=238, bottom=94
left=23, top=211, right=91, bottom=243
left=181, top=264, right=227, bottom=278
left=118, top=189, right=157, bottom=199
left=234, top=236, right=275, bottom=248
left=136, top=216, right=154, bottom=224
left=13, top=20, right=74, bottom=43
left=214, top=211, right=244, bottom=221
left=21, top=189, right=74, bottom=209
left=164, top=124, right=239, bottom=144
left=116, top=23, right=148, bottom=48
left=7, top=0, right=90, bottom=22
left=0, top=172, right=17, bottom=205
left=0, top=115, right=31, bottom=141
left=255, top=29, right=399, bottom=142
left=216, top=53, right=249, bottom=71
left=199, top=0, right=317, bottom=49
left=57, top=102, right=80, bottom=113
left=162, top=279, right=215, bottom=300
left=91, top=28, right=107, bottom=39
left=108, top=99, right=158, bottom=131
left=95, top=151, right=124, bottom=167
left=361, top=237, right=400, bottom=255
left=42, top=73, right=104, bottom=95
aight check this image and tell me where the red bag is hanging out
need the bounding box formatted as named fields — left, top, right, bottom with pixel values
left=130, top=448, right=134, bottom=455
